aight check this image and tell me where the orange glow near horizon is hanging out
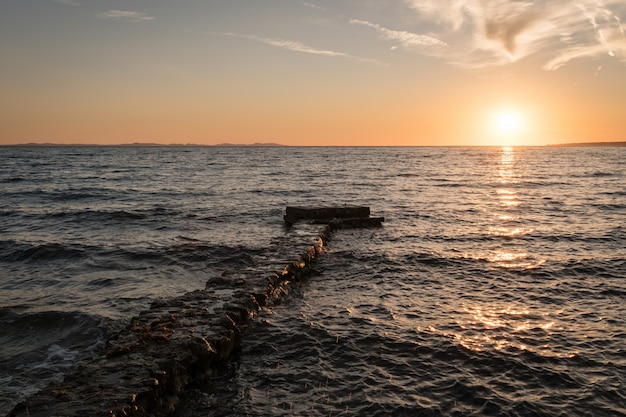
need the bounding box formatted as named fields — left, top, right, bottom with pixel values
left=1, top=2, right=625, bottom=147
left=0, top=68, right=621, bottom=147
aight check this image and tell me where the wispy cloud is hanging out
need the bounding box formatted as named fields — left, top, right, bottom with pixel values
left=51, top=0, right=80, bottom=6
left=399, top=0, right=626, bottom=70
left=98, top=10, right=155, bottom=23
left=350, top=19, right=446, bottom=49
left=218, top=32, right=381, bottom=64
left=295, top=0, right=325, bottom=11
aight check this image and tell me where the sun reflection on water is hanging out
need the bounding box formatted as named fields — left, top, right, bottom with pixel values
left=487, top=226, right=531, bottom=237
left=460, top=251, right=545, bottom=269
left=437, top=304, right=567, bottom=357
left=440, top=147, right=564, bottom=357
left=455, top=147, right=546, bottom=270
left=420, top=300, right=577, bottom=358
left=423, top=304, right=574, bottom=358
left=496, top=147, right=517, bottom=183
left=486, top=147, right=541, bottom=269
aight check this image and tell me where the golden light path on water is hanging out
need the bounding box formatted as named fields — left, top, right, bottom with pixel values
left=460, top=147, right=538, bottom=269
left=448, top=147, right=562, bottom=357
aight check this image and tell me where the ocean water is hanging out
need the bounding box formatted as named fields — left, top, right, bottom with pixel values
left=1, top=146, right=625, bottom=416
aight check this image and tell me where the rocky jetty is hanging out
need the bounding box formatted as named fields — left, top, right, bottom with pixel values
left=8, top=207, right=383, bottom=417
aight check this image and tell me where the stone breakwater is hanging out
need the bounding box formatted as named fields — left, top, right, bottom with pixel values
left=8, top=208, right=383, bottom=417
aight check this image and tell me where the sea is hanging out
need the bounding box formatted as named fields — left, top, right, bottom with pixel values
left=0, top=145, right=624, bottom=416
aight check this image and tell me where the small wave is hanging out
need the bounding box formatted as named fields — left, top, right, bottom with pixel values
left=602, top=190, right=626, bottom=197
left=435, top=182, right=465, bottom=188
left=590, top=203, right=626, bottom=211
left=552, top=258, right=626, bottom=279
left=109, top=210, right=147, bottom=220
left=197, top=215, right=224, bottom=222
left=166, top=242, right=261, bottom=267
left=2, top=177, right=26, bottom=183
left=47, top=207, right=181, bottom=223
left=49, top=190, right=102, bottom=201
left=87, top=277, right=118, bottom=288
left=0, top=241, right=87, bottom=263
left=590, top=171, right=615, bottom=177
left=0, top=308, right=109, bottom=414
left=0, top=309, right=109, bottom=368
left=403, top=252, right=452, bottom=267
left=600, top=288, right=626, bottom=298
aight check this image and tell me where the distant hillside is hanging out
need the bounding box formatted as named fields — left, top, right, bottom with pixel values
left=548, top=141, right=626, bottom=147
left=4, top=142, right=287, bottom=147
left=212, top=142, right=286, bottom=147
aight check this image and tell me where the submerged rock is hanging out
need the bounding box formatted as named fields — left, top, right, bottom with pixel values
left=8, top=208, right=382, bottom=417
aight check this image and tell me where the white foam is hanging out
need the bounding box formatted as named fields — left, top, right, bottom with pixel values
left=32, top=344, right=78, bottom=370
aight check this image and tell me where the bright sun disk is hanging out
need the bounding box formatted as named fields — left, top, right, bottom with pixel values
left=494, top=111, right=522, bottom=134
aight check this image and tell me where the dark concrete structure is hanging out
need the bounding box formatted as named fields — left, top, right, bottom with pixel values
left=285, top=206, right=384, bottom=227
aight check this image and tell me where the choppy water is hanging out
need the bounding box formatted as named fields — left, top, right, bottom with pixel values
left=1, top=146, right=625, bottom=416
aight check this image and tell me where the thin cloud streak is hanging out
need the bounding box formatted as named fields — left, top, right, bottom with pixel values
left=544, top=39, right=626, bottom=71
left=51, top=0, right=80, bottom=5
left=98, top=10, right=155, bottom=23
left=218, top=32, right=382, bottom=64
left=295, top=0, right=325, bottom=11
left=396, top=0, right=626, bottom=70
left=350, top=19, right=446, bottom=49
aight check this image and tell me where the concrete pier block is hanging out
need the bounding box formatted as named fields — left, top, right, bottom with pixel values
left=285, top=206, right=384, bottom=228
left=284, top=206, right=370, bottom=224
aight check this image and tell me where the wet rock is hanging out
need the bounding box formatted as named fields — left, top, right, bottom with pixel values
left=8, top=208, right=382, bottom=417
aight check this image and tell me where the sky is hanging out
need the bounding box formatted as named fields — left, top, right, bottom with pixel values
left=1, top=0, right=625, bottom=146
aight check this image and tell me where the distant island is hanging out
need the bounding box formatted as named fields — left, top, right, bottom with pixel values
left=4, top=142, right=287, bottom=147
left=3, top=141, right=625, bottom=147
left=211, top=142, right=285, bottom=147
left=548, top=141, right=626, bottom=147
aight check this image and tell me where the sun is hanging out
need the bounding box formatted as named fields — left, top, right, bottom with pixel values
left=483, top=108, right=529, bottom=146
left=494, top=110, right=522, bottom=134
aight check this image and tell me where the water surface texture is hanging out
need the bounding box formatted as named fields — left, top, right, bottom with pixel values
left=1, top=146, right=625, bottom=416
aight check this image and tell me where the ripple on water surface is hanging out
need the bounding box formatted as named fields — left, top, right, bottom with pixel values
left=176, top=227, right=626, bottom=417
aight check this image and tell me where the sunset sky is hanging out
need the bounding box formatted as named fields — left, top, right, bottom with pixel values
left=1, top=0, right=625, bottom=146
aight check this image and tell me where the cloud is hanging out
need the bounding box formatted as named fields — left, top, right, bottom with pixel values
left=98, top=10, right=155, bottom=23
left=396, top=0, right=626, bottom=70
left=219, top=32, right=381, bottom=64
left=295, top=0, right=326, bottom=11
left=52, top=0, right=80, bottom=5
left=244, top=35, right=348, bottom=57
left=350, top=19, right=446, bottom=49
left=544, top=39, right=626, bottom=70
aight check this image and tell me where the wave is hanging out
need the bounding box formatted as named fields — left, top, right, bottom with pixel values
left=601, top=190, right=626, bottom=197
left=548, top=258, right=626, bottom=280
left=0, top=308, right=108, bottom=363
left=0, top=177, right=26, bottom=183
left=48, top=208, right=154, bottom=221
left=590, top=202, right=626, bottom=211
left=0, top=308, right=109, bottom=414
left=0, top=241, right=88, bottom=263
left=590, top=171, right=616, bottom=177
left=177, top=292, right=618, bottom=417
left=166, top=241, right=262, bottom=267
left=0, top=238, right=264, bottom=277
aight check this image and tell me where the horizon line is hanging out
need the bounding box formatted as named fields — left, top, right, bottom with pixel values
left=2, top=141, right=626, bottom=148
